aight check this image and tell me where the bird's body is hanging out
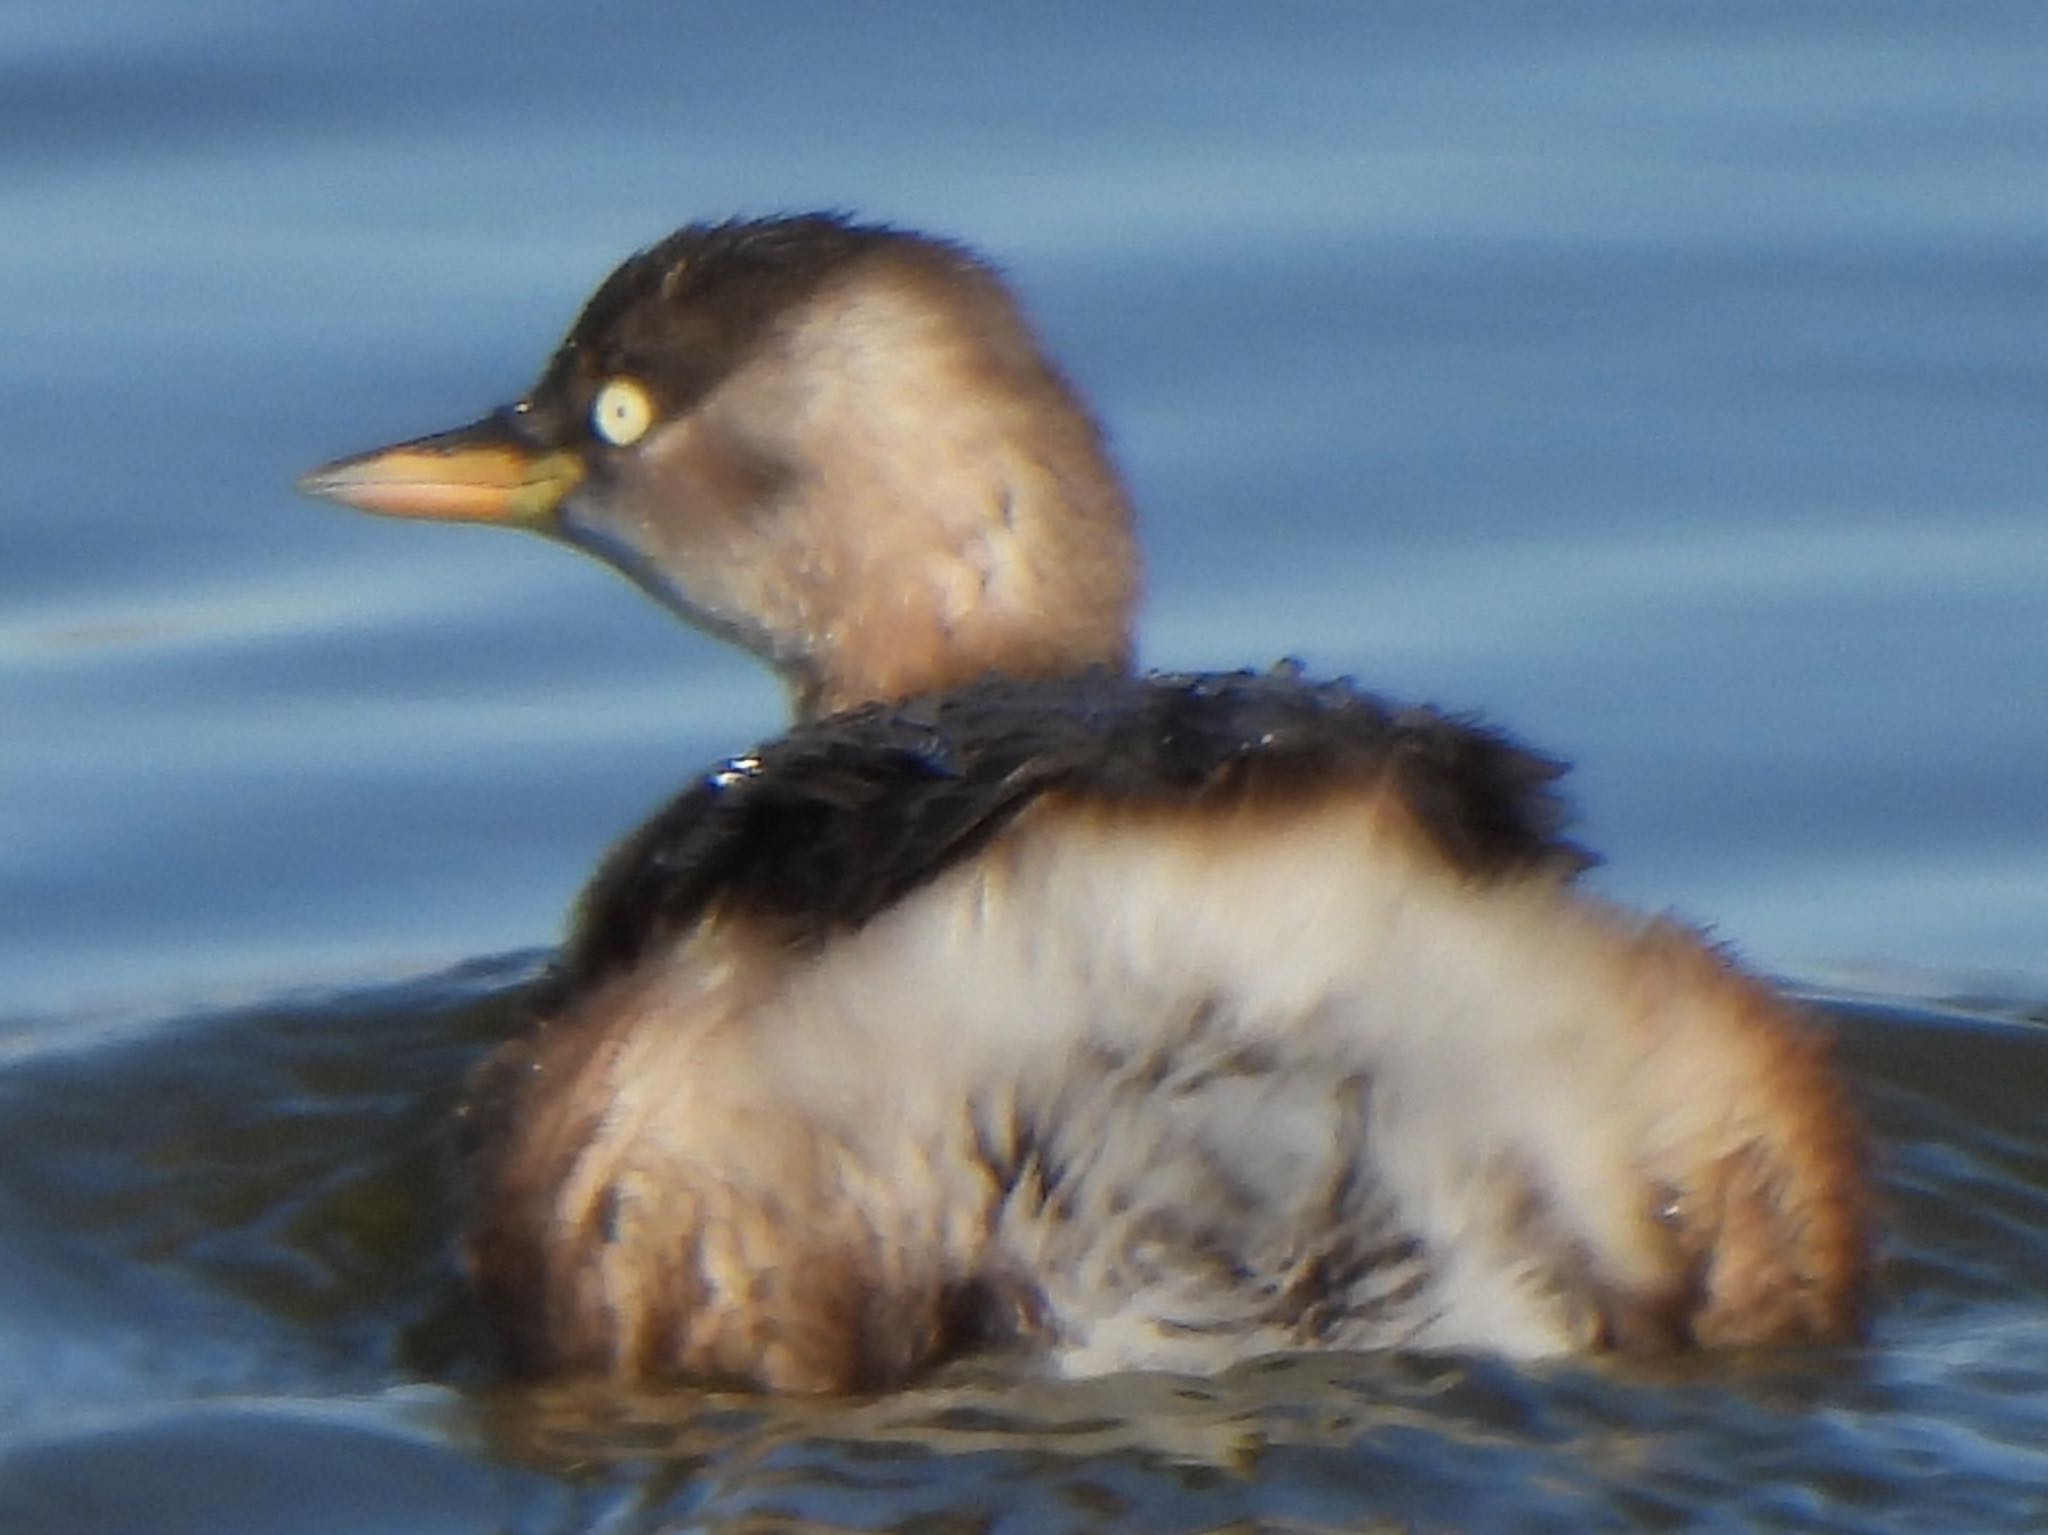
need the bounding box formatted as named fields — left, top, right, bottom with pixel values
left=301, top=216, right=1868, bottom=1392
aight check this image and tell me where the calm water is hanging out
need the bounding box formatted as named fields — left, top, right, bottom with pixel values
left=3, top=3, right=2046, bottom=1530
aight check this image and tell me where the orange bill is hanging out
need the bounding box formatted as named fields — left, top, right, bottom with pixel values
left=297, top=414, right=584, bottom=526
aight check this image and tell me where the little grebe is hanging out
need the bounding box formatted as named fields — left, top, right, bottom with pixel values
left=300, top=215, right=1867, bottom=1392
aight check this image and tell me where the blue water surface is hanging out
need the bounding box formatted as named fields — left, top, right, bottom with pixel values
left=2, top=4, right=2046, bottom=1531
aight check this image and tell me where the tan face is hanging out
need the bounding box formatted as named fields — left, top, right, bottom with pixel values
left=298, top=217, right=1140, bottom=716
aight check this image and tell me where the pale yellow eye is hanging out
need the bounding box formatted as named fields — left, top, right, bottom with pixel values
left=591, top=377, right=655, bottom=447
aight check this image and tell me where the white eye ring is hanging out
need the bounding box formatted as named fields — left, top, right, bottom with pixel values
left=591, top=377, right=655, bottom=447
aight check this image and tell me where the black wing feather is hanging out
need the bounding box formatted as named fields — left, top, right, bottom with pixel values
left=561, top=667, right=1587, bottom=990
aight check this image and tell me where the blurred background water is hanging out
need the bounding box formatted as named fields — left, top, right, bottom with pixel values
left=2, top=2, right=2045, bottom=1530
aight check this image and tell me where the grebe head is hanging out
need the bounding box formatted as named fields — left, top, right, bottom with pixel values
left=298, top=216, right=1139, bottom=717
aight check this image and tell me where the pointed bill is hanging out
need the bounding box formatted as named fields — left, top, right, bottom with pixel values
left=297, top=413, right=585, bottom=526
